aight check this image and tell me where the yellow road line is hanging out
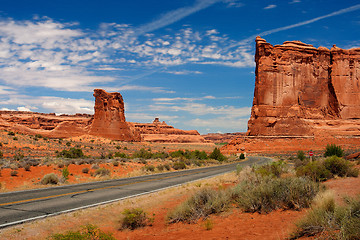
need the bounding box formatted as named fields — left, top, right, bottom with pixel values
left=0, top=169, right=205, bottom=207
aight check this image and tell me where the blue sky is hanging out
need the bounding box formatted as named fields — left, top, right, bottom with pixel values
left=0, top=0, right=359, bottom=134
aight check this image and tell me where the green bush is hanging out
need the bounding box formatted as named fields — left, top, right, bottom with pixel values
left=167, top=188, right=230, bottom=223
left=66, top=142, right=71, bottom=146
left=292, top=193, right=360, bottom=240
left=144, top=165, right=155, bottom=172
left=0, top=150, right=3, bottom=158
left=209, top=148, right=226, bottom=162
left=41, top=173, right=59, bottom=185
left=297, top=150, right=306, bottom=161
left=239, top=153, right=245, bottom=159
left=50, top=224, right=115, bottom=240
left=114, top=152, right=127, bottom=158
left=324, top=144, right=344, bottom=157
left=152, top=151, right=169, bottom=159
left=94, top=168, right=110, bottom=177
left=156, top=164, right=164, bottom=171
left=296, top=161, right=332, bottom=182
left=7, top=131, right=15, bottom=136
left=254, top=160, right=287, bottom=178
left=173, top=161, right=186, bottom=170
left=231, top=175, right=320, bottom=213
left=57, top=148, right=84, bottom=159
left=163, top=163, right=171, bottom=171
left=121, top=208, right=152, bottom=230
left=10, top=170, right=18, bottom=176
left=62, top=167, right=70, bottom=180
left=132, top=148, right=153, bottom=159
left=82, top=168, right=89, bottom=174
left=112, top=161, right=119, bottom=167
left=296, top=157, right=359, bottom=181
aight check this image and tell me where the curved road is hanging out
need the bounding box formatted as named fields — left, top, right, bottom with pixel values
left=0, top=156, right=271, bottom=228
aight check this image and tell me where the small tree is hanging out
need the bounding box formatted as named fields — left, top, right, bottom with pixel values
left=209, top=148, right=226, bottom=162
left=324, top=144, right=343, bottom=157
left=297, top=150, right=305, bottom=161
left=239, top=153, right=245, bottom=159
left=62, top=167, right=70, bottom=181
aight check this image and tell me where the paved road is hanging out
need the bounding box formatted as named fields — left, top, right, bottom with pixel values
left=0, top=156, right=271, bottom=228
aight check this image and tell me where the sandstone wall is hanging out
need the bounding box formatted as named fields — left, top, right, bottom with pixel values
left=247, top=37, right=360, bottom=136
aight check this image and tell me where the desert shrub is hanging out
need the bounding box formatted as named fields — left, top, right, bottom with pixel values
left=13, top=137, right=18, bottom=141
left=208, top=148, right=226, bottom=162
left=57, top=148, right=84, bottom=159
left=254, top=160, right=287, bottom=178
left=172, top=161, right=186, bottom=170
left=94, top=168, right=110, bottom=177
left=13, top=151, right=24, bottom=160
left=296, top=161, right=332, bottom=182
left=144, top=165, right=155, bottom=172
left=292, top=193, right=360, bottom=240
left=41, top=173, right=59, bottom=185
left=0, top=150, right=3, bottom=158
left=170, top=150, right=185, bottom=159
left=50, top=224, right=115, bottom=240
left=35, top=134, right=43, bottom=139
left=114, top=152, right=127, bottom=158
left=112, top=161, right=119, bottom=167
left=167, top=188, right=230, bottom=223
left=152, top=151, right=169, bottom=159
left=62, top=167, right=70, bottom=181
left=132, top=148, right=153, bottom=159
left=91, top=164, right=100, bottom=170
left=156, top=164, right=164, bottom=171
left=296, top=157, right=359, bottom=181
left=239, top=153, right=245, bottom=160
left=121, top=208, right=152, bottom=230
left=231, top=175, right=320, bottom=213
left=10, top=170, right=18, bottom=176
left=115, top=145, right=121, bottom=150
left=323, top=156, right=355, bottom=177
left=24, top=164, right=31, bottom=171
left=324, top=144, right=344, bottom=157
left=82, top=168, right=89, bottom=174
left=297, top=150, right=306, bottom=161
left=7, top=131, right=15, bottom=136
left=163, top=163, right=171, bottom=171
left=58, top=163, right=64, bottom=168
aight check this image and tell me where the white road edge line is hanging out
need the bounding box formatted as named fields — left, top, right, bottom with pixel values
left=0, top=169, right=234, bottom=229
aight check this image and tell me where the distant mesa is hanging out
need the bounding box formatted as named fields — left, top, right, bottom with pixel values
left=222, top=37, right=360, bottom=154
left=0, top=89, right=205, bottom=143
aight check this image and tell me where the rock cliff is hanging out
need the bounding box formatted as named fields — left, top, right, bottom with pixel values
left=89, top=89, right=141, bottom=141
left=247, top=37, right=360, bottom=136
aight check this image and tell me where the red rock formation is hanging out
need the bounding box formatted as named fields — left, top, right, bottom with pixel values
left=129, top=118, right=205, bottom=143
left=89, top=89, right=141, bottom=141
left=247, top=37, right=360, bottom=137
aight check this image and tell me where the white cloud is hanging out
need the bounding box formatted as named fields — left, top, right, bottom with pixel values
left=17, top=106, right=31, bottom=111
left=289, top=0, right=301, bottom=3
left=264, top=4, right=277, bottom=10
left=165, top=70, right=202, bottom=75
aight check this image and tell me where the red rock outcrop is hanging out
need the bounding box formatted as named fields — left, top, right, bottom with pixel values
left=129, top=118, right=206, bottom=143
left=247, top=37, right=360, bottom=137
left=222, top=37, right=360, bottom=154
left=89, top=89, right=141, bottom=141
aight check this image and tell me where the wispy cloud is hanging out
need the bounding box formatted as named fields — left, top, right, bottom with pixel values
left=133, top=0, right=221, bottom=36
left=289, top=0, right=301, bottom=4
left=227, top=3, right=360, bottom=48
left=264, top=4, right=277, bottom=10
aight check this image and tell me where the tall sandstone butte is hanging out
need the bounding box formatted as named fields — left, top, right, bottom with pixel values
left=89, top=89, right=141, bottom=141
left=247, top=37, right=360, bottom=136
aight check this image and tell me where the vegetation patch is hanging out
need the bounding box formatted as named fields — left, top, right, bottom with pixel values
left=57, top=148, right=84, bottom=159
left=121, top=208, right=153, bottom=230
left=167, top=187, right=230, bottom=223
left=41, top=173, right=59, bottom=185
left=292, top=192, right=360, bottom=240
left=50, top=224, right=115, bottom=240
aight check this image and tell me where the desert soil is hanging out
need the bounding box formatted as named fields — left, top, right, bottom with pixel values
left=0, top=172, right=359, bottom=240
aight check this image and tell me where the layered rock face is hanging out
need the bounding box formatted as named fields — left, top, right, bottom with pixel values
left=130, top=118, right=206, bottom=143
left=247, top=37, right=360, bottom=136
left=89, top=89, right=141, bottom=141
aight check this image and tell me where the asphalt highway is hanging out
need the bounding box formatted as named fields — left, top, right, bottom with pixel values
left=0, top=156, right=271, bottom=228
